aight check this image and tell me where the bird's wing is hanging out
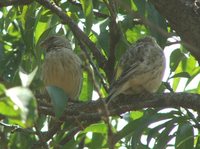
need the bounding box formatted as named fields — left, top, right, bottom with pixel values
left=108, top=61, right=142, bottom=101
left=109, top=43, right=148, bottom=97
left=112, top=43, right=146, bottom=83
left=112, top=62, right=141, bottom=87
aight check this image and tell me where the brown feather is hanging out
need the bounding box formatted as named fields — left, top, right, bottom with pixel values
left=41, top=36, right=82, bottom=100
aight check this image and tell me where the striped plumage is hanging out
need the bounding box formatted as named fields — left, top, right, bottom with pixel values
left=41, top=35, right=82, bottom=100
left=109, top=36, right=165, bottom=100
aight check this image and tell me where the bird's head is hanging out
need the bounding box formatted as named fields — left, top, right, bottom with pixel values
left=40, top=35, right=71, bottom=52
left=136, top=36, right=157, bottom=45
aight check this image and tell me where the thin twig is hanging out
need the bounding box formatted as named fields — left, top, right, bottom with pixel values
left=100, top=99, right=116, bottom=149
left=34, top=125, right=49, bottom=149
left=101, top=2, right=118, bottom=147
left=79, top=40, right=109, bottom=93
left=103, top=0, right=115, bottom=17
left=83, top=63, right=103, bottom=97
left=59, top=127, right=80, bottom=145
left=59, top=121, right=92, bottom=145
left=0, top=122, right=34, bottom=134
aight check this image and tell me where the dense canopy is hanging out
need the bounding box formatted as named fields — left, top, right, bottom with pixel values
left=0, top=0, right=200, bottom=148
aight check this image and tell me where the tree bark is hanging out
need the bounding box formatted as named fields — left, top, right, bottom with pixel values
left=150, top=0, right=200, bottom=63
left=38, top=93, right=200, bottom=123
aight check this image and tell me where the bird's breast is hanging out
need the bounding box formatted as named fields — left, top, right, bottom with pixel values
left=42, top=48, right=82, bottom=99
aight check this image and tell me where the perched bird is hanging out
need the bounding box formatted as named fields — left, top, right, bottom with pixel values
left=108, top=36, right=165, bottom=101
left=41, top=35, right=82, bottom=100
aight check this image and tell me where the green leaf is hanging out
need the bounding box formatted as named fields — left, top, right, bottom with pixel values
left=181, top=48, right=196, bottom=73
left=125, top=25, right=147, bottom=43
left=172, top=77, right=181, bottom=91
left=121, top=14, right=135, bottom=31
left=87, top=133, right=105, bottom=148
left=175, top=122, right=194, bottom=149
left=181, top=53, right=200, bottom=87
left=133, top=0, right=146, bottom=16
left=95, top=18, right=109, bottom=55
left=114, top=39, right=128, bottom=62
left=153, top=122, right=176, bottom=149
left=4, top=7, right=17, bottom=30
left=9, top=131, right=37, bottom=149
left=19, top=67, right=38, bottom=87
left=147, top=121, right=168, bottom=146
left=36, top=26, right=56, bottom=47
left=146, top=2, right=168, bottom=48
left=61, top=139, right=77, bottom=149
left=0, top=83, right=6, bottom=95
left=79, top=71, right=93, bottom=101
left=80, top=0, right=94, bottom=34
left=35, top=8, right=50, bottom=43
left=170, top=49, right=185, bottom=72
left=0, top=97, right=21, bottom=118
left=83, top=123, right=107, bottom=134
left=46, top=85, right=68, bottom=118
left=22, top=5, right=37, bottom=52
left=5, top=87, right=37, bottom=127
left=185, top=68, right=200, bottom=89
left=130, top=111, right=144, bottom=120
left=170, top=72, right=191, bottom=79
left=195, top=136, right=200, bottom=149
left=115, top=112, right=175, bottom=144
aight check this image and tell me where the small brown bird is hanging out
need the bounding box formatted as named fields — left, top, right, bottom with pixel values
left=41, top=35, right=82, bottom=100
left=108, top=36, right=165, bottom=101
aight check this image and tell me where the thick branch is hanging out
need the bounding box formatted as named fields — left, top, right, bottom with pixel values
left=104, top=0, right=121, bottom=82
left=36, top=0, right=107, bottom=69
left=108, top=93, right=200, bottom=114
left=150, top=0, right=200, bottom=63
left=38, top=93, right=200, bottom=123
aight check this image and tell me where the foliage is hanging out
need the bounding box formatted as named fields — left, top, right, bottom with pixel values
left=0, top=0, right=199, bottom=148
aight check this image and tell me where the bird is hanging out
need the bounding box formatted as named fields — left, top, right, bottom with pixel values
left=108, top=36, right=165, bottom=102
left=41, top=35, right=82, bottom=100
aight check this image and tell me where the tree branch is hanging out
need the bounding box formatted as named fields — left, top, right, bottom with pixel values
left=36, top=0, right=107, bottom=69
left=104, top=0, right=121, bottom=82
left=38, top=93, right=200, bottom=124
left=150, top=0, right=200, bottom=64
left=0, top=0, right=33, bottom=7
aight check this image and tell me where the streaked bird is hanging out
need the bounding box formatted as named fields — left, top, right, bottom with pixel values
left=108, top=36, right=165, bottom=101
left=41, top=35, right=82, bottom=100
